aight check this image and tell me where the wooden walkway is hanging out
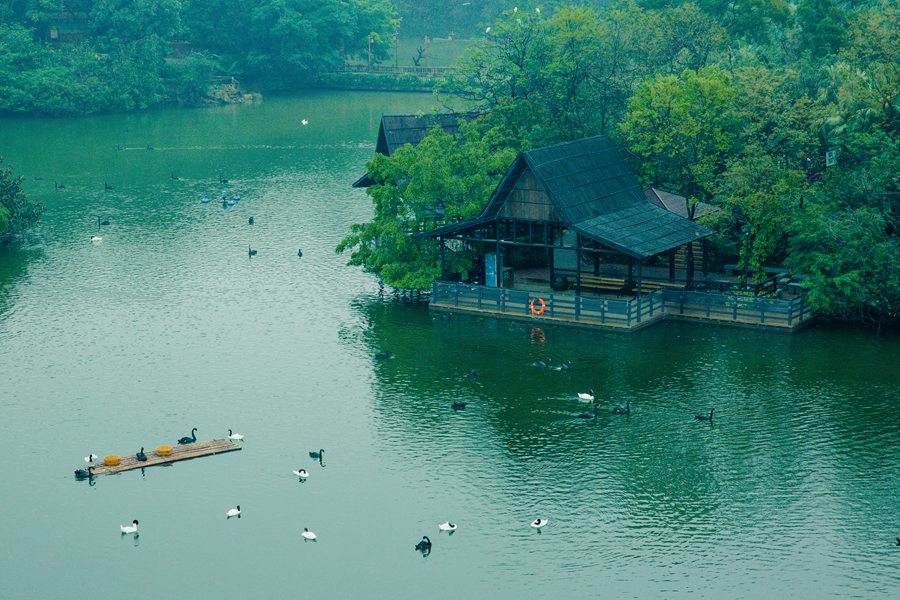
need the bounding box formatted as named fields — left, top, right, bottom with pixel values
left=82, top=438, right=241, bottom=476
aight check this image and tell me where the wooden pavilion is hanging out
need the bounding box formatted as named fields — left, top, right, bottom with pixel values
left=353, top=112, right=478, bottom=187
left=421, top=135, right=714, bottom=297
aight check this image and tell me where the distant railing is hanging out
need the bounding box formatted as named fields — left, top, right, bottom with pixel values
left=431, top=282, right=814, bottom=330
left=431, top=282, right=665, bottom=329
left=661, top=289, right=814, bottom=328
left=337, top=64, right=455, bottom=77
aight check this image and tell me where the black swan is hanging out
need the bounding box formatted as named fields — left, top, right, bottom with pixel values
left=178, top=427, right=198, bottom=444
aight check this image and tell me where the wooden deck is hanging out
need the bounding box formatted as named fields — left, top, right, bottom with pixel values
left=80, top=438, right=241, bottom=476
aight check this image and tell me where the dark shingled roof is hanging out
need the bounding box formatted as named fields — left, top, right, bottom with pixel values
left=423, top=136, right=713, bottom=259
left=643, top=187, right=719, bottom=220
left=353, top=112, right=478, bottom=187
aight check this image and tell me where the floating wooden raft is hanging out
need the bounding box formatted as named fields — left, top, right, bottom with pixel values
left=84, top=438, right=241, bottom=476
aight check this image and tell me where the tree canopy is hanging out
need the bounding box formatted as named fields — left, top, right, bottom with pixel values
left=0, top=157, right=43, bottom=237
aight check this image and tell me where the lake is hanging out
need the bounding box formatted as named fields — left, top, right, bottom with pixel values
left=0, top=91, right=898, bottom=599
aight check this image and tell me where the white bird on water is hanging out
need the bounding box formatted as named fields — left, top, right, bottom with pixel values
left=120, top=520, right=139, bottom=534
left=302, top=528, right=317, bottom=541
left=438, top=522, right=457, bottom=532
left=226, top=506, right=241, bottom=518
left=84, top=453, right=99, bottom=463
left=577, top=389, right=595, bottom=402
left=301, top=119, right=309, bottom=126
left=292, top=469, right=309, bottom=478
left=227, top=429, right=244, bottom=441
left=90, top=236, right=102, bottom=243
left=530, top=518, right=548, bottom=529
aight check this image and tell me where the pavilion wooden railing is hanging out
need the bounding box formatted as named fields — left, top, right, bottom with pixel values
left=431, top=282, right=665, bottom=329
left=337, top=64, right=455, bottom=77
left=661, top=289, right=814, bottom=328
left=431, top=282, right=815, bottom=330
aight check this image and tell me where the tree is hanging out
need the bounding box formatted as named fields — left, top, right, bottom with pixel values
left=620, top=66, right=739, bottom=202
left=336, top=118, right=518, bottom=290
left=0, top=157, right=43, bottom=236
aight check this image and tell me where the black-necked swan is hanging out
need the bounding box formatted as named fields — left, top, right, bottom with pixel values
left=120, top=520, right=139, bottom=534
left=302, top=528, right=317, bottom=541
left=612, top=400, right=631, bottom=415
left=74, top=466, right=94, bottom=479
left=226, top=506, right=241, bottom=518
left=292, top=469, right=309, bottom=478
left=577, top=389, right=595, bottom=402
left=531, top=518, right=549, bottom=529
left=177, top=428, right=198, bottom=444
left=438, top=522, right=457, bottom=532
left=695, top=408, right=715, bottom=422
left=414, top=536, right=432, bottom=550
left=227, top=429, right=244, bottom=441
left=84, top=453, right=99, bottom=463
left=136, top=448, right=147, bottom=461
left=248, top=246, right=257, bottom=256
left=91, top=236, right=102, bottom=243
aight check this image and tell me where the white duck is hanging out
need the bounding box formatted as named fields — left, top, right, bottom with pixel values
left=530, top=518, right=549, bottom=529
left=438, top=522, right=457, bottom=532
left=301, top=528, right=317, bottom=541
left=120, top=520, right=139, bottom=534
left=226, top=506, right=241, bottom=518
left=227, top=429, right=244, bottom=441
left=577, top=389, right=594, bottom=402
left=292, top=469, right=309, bottom=478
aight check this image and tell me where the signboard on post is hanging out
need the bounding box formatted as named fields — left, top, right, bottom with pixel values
left=826, top=146, right=839, bottom=167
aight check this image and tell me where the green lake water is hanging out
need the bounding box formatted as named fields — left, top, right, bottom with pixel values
left=0, top=91, right=898, bottom=599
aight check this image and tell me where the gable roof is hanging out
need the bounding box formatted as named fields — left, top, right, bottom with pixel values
left=353, top=112, right=479, bottom=187
left=643, top=187, right=719, bottom=220
left=423, top=136, right=713, bottom=259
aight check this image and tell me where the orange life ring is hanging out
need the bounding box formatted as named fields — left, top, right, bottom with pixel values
left=530, top=297, right=546, bottom=315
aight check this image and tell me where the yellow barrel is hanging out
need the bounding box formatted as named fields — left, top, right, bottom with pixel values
left=156, top=445, right=173, bottom=457
left=104, top=455, right=121, bottom=466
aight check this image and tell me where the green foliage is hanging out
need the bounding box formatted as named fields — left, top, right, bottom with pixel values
left=336, top=118, right=518, bottom=290
left=0, top=157, right=44, bottom=235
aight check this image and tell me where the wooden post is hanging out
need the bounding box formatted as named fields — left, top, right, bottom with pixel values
left=575, top=234, right=582, bottom=297
left=686, top=242, right=695, bottom=289
left=636, top=259, right=643, bottom=296
left=439, top=236, right=446, bottom=280
left=701, top=239, right=709, bottom=275
left=668, top=249, right=676, bottom=282
left=627, top=258, right=634, bottom=294
left=593, top=253, right=600, bottom=276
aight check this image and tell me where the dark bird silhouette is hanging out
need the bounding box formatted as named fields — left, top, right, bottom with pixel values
left=529, top=360, right=548, bottom=368
left=451, top=401, right=467, bottom=411
left=100, top=219, right=110, bottom=226
left=375, top=350, right=393, bottom=360
left=464, top=369, right=479, bottom=379
left=896, top=537, right=899, bottom=546
left=578, top=402, right=598, bottom=419
left=34, top=176, right=43, bottom=181
left=104, top=182, right=113, bottom=190
left=248, top=246, right=257, bottom=256
left=146, top=145, right=153, bottom=150
left=54, top=182, right=65, bottom=189
left=414, top=536, right=432, bottom=551
left=74, top=466, right=94, bottom=479
left=136, top=447, right=147, bottom=462
left=309, top=449, right=324, bottom=460
left=297, top=248, right=303, bottom=258
left=219, top=175, right=229, bottom=184
left=177, top=427, right=198, bottom=445
left=171, top=172, right=178, bottom=180
left=695, top=408, right=715, bottom=422
left=248, top=216, right=254, bottom=225
left=551, top=360, right=571, bottom=372
left=612, top=399, right=631, bottom=415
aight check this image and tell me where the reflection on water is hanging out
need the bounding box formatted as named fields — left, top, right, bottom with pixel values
left=0, top=92, right=898, bottom=600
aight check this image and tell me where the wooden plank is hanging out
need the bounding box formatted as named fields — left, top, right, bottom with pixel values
left=80, top=438, right=241, bottom=476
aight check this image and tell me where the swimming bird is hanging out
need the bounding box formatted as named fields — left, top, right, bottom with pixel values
left=438, top=522, right=457, bottom=532
left=34, top=176, right=43, bottom=181
left=146, top=145, right=153, bottom=150
left=896, top=537, right=899, bottom=546
left=226, top=506, right=241, bottom=518
left=248, top=216, right=254, bottom=225
left=177, top=427, right=198, bottom=444
left=136, top=447, right=147, bottom=461
left=451, top=401, right=467, bottom=411
left=531, top=518, right=548, bottom=529
left=74, top=466, right=94, bottom=479
left=292, top=469, right=309, bottom=478
left=577, top=389, right=594, bottom=402
left=227, top=199, right=235, bottom=206
left=84, top=453, right=99, bottom=463
left=227, top=429, right=244, bottom=441
left=104, top=182, right=113, bottom=191
left=171, top=172, right=178, bottom=180
left=55, top=182, right=65, bottom=189
left=302, top=528, right=317, bottom=541
left=552, top=361, right=572, bottom=372
left=612, top=399, right=631, bottom=415
left=219, top=176, right=229, bottom=184
left=414, top=536, right=432, bottom=551
left=297, top=248, right=303, bottom=257
left=90, top=236, right=102, bottom=243
left=464, top=369, right=479, bottom=378
left=301, top=119, right=309, bottom=126
left=248, top=247, right=257, bottom=256
left=375, top=350, right=393, bottom=360
left=578, top=403, right=598, bottom=419
left=120, top=520, right=139, bottom=534
left=529, top=360, right=548, bottom=368
left=309, top=449, right=324, bottom=460
left=695, top=408, right=715, bottom=422
left=100, top=218, right=109, bottom=226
